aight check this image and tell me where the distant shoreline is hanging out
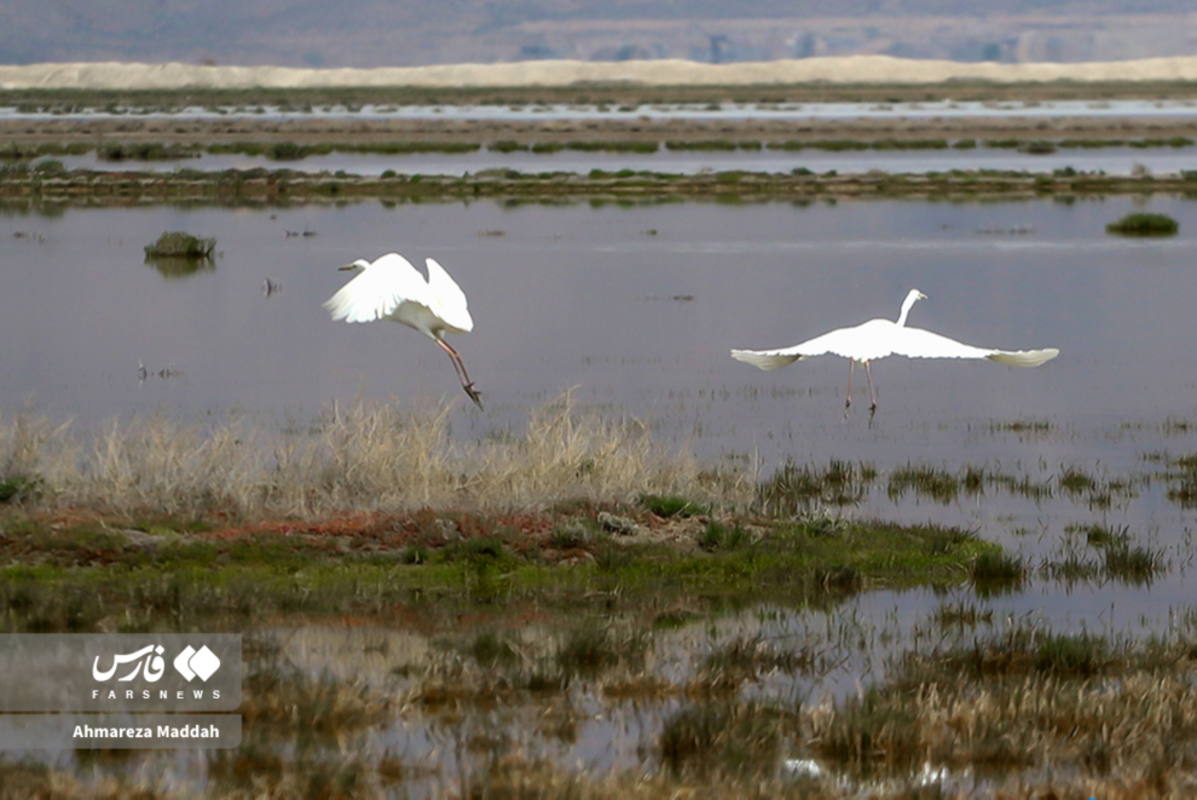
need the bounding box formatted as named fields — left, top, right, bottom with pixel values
left=4, top=55, right=1197, bottom=91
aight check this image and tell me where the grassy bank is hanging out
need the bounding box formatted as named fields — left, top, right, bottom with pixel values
left=6, top=80, right=1197, bottom=112
left=3, top=164, right=1196, bottom=206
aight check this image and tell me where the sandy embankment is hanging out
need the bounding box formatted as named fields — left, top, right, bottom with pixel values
left=3, top=55, right=1197, bottom=91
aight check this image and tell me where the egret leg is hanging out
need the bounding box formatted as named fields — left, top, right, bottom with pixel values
left=865, top=360, right=877, bottom=411
left=436, top=338, right=484, bottom=411
left=845, top=361, right=854, bottom=409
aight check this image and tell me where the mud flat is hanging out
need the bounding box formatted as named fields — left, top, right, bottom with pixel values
left=7, top=113, right=1197, bottom=151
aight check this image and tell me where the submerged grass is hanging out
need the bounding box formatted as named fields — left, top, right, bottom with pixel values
left=805, top=623, right=1197, bottom=793
left=143, top=230, right=216, bottom=259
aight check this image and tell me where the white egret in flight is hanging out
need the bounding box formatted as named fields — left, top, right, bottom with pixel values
left=324, top=252, right=483, bottom=409
left=731, top=289, right=1059, bottom=411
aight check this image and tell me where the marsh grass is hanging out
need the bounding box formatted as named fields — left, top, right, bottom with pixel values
left=697, top=520, right=752, bottom=552
left=700, top=635, right=825, bottom=687
left=640, top=493, right=708, bottom=518
left=1063, top=523, right=1167, bottom=584
left=969, top=551, right=1025, bottom=595
left=207, top=141, right=481, bottom=159
left=1159, top=451, right=1197, bottom=507
left=557, top=625, right=648, bottom=678
left=566, top=140, right=658, bottom=153
left=98, top=143, right=200, bottom=161
left=143, top=230, right=216, bottom=260
left=756, top=458, right=875, bottom=515
left=659, top=701, right=796, bottom=779
left=806, top=624, right=1197, bottom=791
left=240, top=663, right=387, bottom=733
left=0, top=397, right=747, bottom=518
left=887, top=464, right=958, bottom=503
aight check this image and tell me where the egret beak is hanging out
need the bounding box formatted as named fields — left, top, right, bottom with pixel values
left=337, top=264, right=356, bottom=271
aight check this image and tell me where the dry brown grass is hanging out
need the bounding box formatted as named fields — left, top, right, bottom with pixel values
left=0, top=395, right=753, bottom=520
left=805, top=632, right=1197, bottom=797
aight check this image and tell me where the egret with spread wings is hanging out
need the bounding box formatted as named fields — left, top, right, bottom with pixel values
left=731, top=289, right=1058, bottom=411
left=324, top=252, right=484, bottom=409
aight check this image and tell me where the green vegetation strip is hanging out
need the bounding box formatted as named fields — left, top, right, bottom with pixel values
left=6, top=80, right=1197, bottom=112
left=0, top=514, right=999, bottom=632
left=3, top=165, right=1197, bottom=205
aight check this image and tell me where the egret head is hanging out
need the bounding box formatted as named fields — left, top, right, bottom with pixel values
left=896, top=289, right=927, bottom=327
left=338, top=258, right=372, bottom=273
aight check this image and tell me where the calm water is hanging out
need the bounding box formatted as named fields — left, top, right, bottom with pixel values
left=6, top=98, right=1197, bottom=122
left=5, top=196, right=1197, bottom=552
left=51, top=144, right=1197, bottom=177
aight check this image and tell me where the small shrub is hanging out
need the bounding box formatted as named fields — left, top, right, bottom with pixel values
left=1105, top=212, right=1178, bottom=236
left=698, top=521, right=750, bottom=552
left=144, top=231, right=217, bottom=259
left=549, top=522, right=591, bottom=549
left=641, top=494, right=707, bottom=518
left=0, top=474, right=41, bottom=503
left=1021, top=140, right=1057, bottom=154
left=1033, top=633, right=1109, bottom=677
left=266, top=142, right=306, bottom=160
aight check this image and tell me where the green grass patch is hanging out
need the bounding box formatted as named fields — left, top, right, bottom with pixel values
left=1105, top=212, right=1179, bottom=236
left=757, top=458, right=875, bottom=513
left=640, top=494, right=708, bottom=518
left=0, top=513, right=1002, bottom=632
left=143, top=230, right=216, bottom=259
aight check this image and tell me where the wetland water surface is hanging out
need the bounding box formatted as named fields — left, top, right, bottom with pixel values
left=5, top=197, right=1197, bottom=538
left=6, top=194, right=1197, bottom=795
left=50, top=143, right=1197, bottom=177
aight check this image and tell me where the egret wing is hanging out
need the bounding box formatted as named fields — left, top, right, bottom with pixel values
left=986, top=348, right=1060, bottom=367
left=731, top=321, right=897, bottom=370
left=324, top=253, right=431, bottom=323
left=425, top=258, right=474, bottom=333
left=730, top=347, right=808, bottom=371
left=893, top=327, right=1060, bottom=366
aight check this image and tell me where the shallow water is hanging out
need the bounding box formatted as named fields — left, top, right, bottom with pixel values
left=6, top=97, right=1197, bottom=122
left=51, top=143, right=1197, bottom=177
left=5, top=196, right=1197, bottom=546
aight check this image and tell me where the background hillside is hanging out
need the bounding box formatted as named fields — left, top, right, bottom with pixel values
left=2, top=1, right=1195, bottom=68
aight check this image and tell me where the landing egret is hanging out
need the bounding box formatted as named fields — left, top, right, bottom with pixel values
left=324, top=252, right=483, bottom=410
left=731, top=289, right=1059, bottom=411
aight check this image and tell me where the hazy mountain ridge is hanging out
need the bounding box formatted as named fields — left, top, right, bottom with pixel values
left=1, top=1, right=1194, bottom=68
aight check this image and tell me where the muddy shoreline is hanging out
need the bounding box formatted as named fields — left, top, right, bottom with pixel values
left=7, top=113, right=1197, bottom=206
left=5, top=113, right=1197, bottom=149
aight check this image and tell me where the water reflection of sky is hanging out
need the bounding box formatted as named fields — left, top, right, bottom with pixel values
left=51, top=144, right=1197, bottom=177
left=6, top=98, right=1197, bottom=122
